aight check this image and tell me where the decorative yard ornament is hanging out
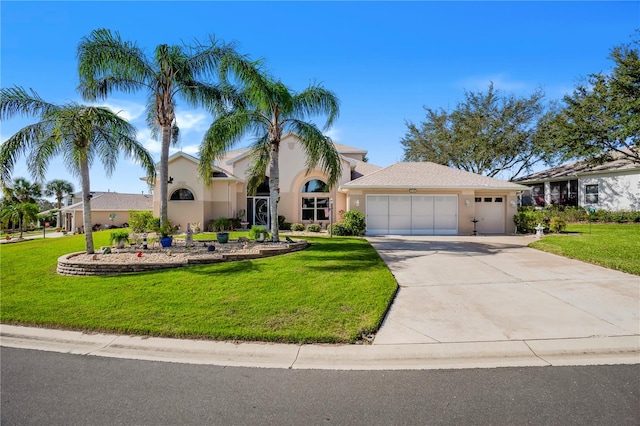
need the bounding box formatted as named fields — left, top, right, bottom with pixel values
left=137, top=252, right=142, bottom=258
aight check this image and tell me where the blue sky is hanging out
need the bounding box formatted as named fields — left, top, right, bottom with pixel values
left=1, top=1, right=638, bottom=197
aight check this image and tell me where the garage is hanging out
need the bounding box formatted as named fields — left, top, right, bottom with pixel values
left=366, top=195, right=458, bottom=235
left=474, top=196, right=505, bottom=234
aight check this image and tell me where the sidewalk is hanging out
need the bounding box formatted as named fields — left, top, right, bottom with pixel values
left=2, top=325, right=638, bottom=370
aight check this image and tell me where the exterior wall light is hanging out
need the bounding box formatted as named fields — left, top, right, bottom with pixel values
left=355, top=199, right=360, bottom=207
left=510, top=200, right=517, bottom=207
left=465, top=199, right=471, bottom=207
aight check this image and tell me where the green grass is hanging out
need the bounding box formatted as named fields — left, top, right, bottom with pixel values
left=529, top=223, right=640, bottom=275
left=0, top=231, right=397, bottom=343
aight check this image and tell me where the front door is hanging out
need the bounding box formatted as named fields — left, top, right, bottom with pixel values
left=248, top=197, right=270, bottom=227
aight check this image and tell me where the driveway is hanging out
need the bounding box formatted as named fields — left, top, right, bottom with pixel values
left=368, top=235, right=640, bottom=345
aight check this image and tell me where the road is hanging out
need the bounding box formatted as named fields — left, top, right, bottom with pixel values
left=2, top=347, right=638, bottom=425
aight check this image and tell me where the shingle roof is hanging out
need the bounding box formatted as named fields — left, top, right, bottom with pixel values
left=514, top=149, right=640, bottom=182
left=341, top=162, right=528, bottom=190
left=63, top=192, right=152, bottom=212
left=350, top=159, right=382, bottom=180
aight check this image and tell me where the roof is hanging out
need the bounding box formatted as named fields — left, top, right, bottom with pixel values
left=515, top=149, right=640, bottom=182
left=221, top=134, right=368, bottom=166
left=341, top=162, right=529, bottom=190
left=62, top=192, right=152, bottom=212
left=350, top=159, right=383, bottom=180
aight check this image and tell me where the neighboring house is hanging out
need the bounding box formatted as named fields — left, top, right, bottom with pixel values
left=60, top=191, right=152, bottom=232
left=514, top=150, right=640, bottom=211
left=152, top=133, right=528, bottom=235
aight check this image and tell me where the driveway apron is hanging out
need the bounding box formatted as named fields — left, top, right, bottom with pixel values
left=368, top=236, right=640, bottom=345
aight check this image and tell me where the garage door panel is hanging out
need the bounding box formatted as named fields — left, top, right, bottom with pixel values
left=366, top=194, right=458, bottom=236
left=411, top=195, right=434, bottom=234
left=434, top=196, right=458, bottom=234
left=389, top=196, right=412, bottom=234
left=366, top=196, right=389, bottom=235
left=476, top=196, right=505, bottom=234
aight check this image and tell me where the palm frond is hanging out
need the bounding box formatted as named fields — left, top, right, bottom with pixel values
left=78, top=28, right=152, bottom=101
left=246, top=135, right=270, bottom=195
left=0, top=86, right=59, bottom=121
left=290, top=120, right=342, bottom=188
left=292, top=84, right=340, bottom=130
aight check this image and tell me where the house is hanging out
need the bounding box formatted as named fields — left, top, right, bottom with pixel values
left=60, top=191, right=152, bottom=232
left=514, top=150, right=640, bottom=211
left=152, top=133, right=528, bottom=235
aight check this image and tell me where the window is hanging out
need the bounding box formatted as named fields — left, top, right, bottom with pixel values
left=530, top=184, right=545, bottom=207
left=475, top=197, right=481, bottom=203
left=170, top=188, right=194, bottom=201
left=484, top=197, right=492, bottom=203
left=585, top=184, right=599, bottom=204
left=301, top=179, right=329, bottom=193
left=302, top=197, right=329, bottom=221
left=301, top=179, right=329, bottom=221
left=494, top=197, right=503, bottom=203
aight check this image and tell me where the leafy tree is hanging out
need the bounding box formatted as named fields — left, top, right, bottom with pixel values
left=77, top=28, right=256, bottom=225
left=549, top=37, right=640, bottom=163
left=0, top=86, right=155, bottom=253
left=1, top=177, right=42, bottom=237
left=44, top=179, right=74, bottom=228
left=198, top=74, right=341, bottom=242
left=401, top=83, right=559, bottom=180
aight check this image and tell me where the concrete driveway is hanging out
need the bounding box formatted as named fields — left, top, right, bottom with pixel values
left=368, top=235, right=640, bottom=345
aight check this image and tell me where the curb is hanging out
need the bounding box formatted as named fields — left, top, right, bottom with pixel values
left=2, top=325, right=638, bottom=370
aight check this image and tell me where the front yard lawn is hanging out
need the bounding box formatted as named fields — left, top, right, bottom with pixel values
left=529, top=223, right=640, bottom=275
left=0, top=232, right=397, bottom=343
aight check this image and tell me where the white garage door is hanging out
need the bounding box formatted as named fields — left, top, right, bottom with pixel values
left=475, top=196, right=505, bottom=234
left=366, top=195, right=458, bottom=235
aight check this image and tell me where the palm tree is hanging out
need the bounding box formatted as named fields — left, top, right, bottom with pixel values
left=0, top=86, right=156, bottom=253
left=198, top=74, right=341, bottom=242
left=1, top=177, right=42, bottom=237
left=77, top=28, right=257, bottom=225
left=44, top=179, right=75, bottom=228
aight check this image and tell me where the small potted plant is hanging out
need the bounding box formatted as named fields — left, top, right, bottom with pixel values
left=110, top=229, right=130, bottom=249
left=212, top=217, right=232, bottom=244
left=156, top=221, right=175, bottom=248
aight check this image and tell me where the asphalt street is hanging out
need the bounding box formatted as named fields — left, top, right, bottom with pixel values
left=2, top=347, right=639, bottom=425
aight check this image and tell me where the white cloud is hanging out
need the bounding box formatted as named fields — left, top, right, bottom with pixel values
left=179, top=145, right=200, bottom=155
left=324, top=127, right=341, bottom=142
left=175, top=111, right=209, bottom=133
left=93, top=99, right=146, bottom=122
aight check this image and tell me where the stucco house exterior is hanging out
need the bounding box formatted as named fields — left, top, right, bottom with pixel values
left=152, top=133, right=528, bottom=235
left=60, top=191, right=152, bottom=233
left=514, top=150, right=640, bottom=211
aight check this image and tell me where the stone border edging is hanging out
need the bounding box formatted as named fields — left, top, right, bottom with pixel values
left=57, top=241, right=308, bottom=276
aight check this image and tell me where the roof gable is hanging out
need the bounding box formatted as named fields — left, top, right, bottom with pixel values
left=342, top=162, right=528, bottom=190
left=515, top=149, right=640, bottom=182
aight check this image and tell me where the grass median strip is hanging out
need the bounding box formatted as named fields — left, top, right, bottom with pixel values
left=529, top=223, right=640, bottom=275
left=1, top=232, right=398, bottom=343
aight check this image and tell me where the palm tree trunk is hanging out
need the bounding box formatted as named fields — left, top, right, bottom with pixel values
left=159, top=124, right=171, bottom=225
left=269, top=142, right=280, bottom=242
left=80, top=158, right=95, bottom=254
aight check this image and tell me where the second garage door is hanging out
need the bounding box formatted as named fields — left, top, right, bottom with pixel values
left=366, top=195, right=458, bottom=235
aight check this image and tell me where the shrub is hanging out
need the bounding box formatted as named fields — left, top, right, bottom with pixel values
left=278, top=215, right=291, bottom=231
left=513, top=207, right=545, bottom=234
left=128, top=210, right=154, bottom=232
left=306, top=223, right=321, bottom=233
left=548, top=216, right=567, bottom=233
left=329, top=222, right=349, bottom=236
left=249, top=226, right=270, bottom=240
left=343, top=210, right=366, bottom=235
left=290, top=223, right=305, bottom=231
left=109, top=229, right=130, bottom=244
left=209, top=217, right=233, bottom=232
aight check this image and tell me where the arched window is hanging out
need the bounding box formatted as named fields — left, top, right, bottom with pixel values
left=301, top=179, right=329, bottom=221
left=301, top=179, right=329, bottom=193
left=170, top=188, right=195, bottom=201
